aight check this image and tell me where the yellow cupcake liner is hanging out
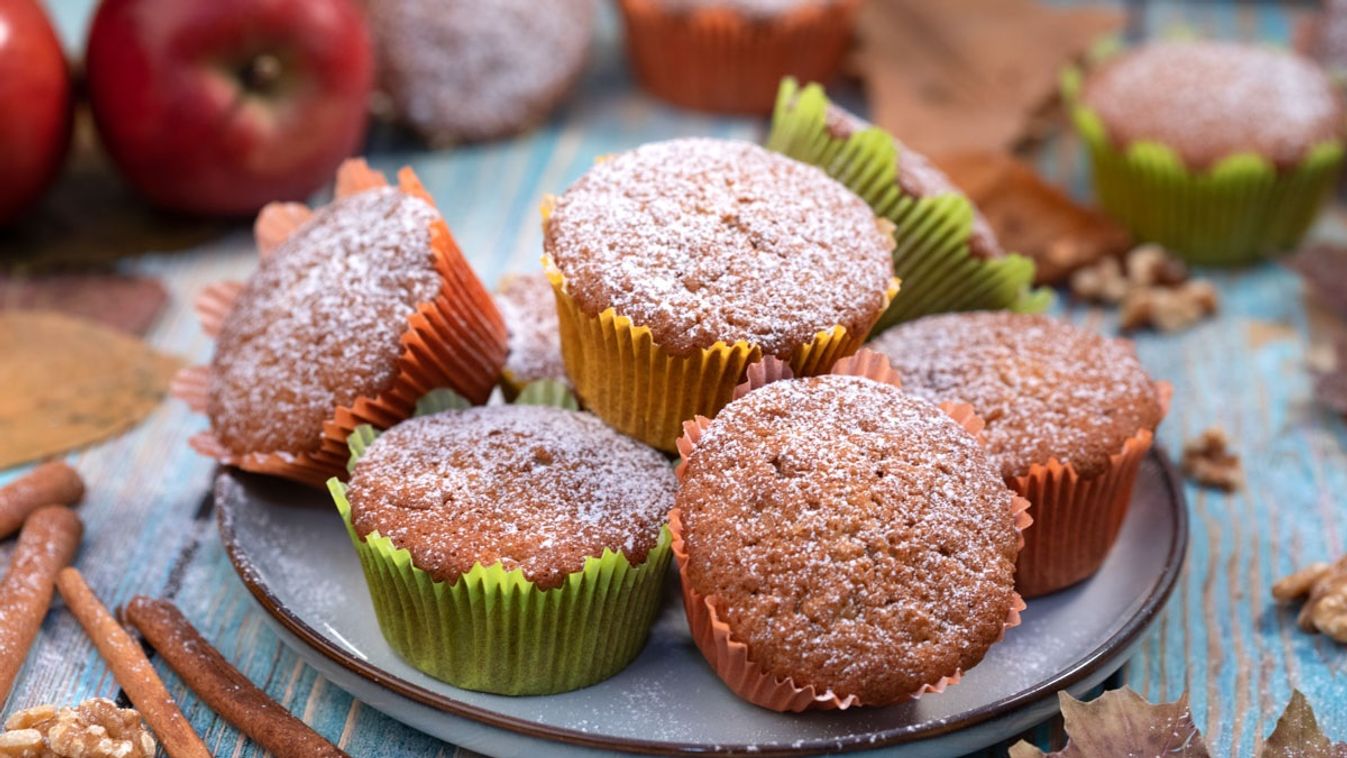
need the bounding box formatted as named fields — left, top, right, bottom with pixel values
left=329, top=384, right=670, bottom=695
left=1063, top=62, right=1345, bottom=266
left=542, top=253, right=896, bottom=452
left=766, top=79, right=1050, bottom=332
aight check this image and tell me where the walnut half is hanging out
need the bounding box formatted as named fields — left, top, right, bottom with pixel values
left=0, top=698, right=155, bottom=758
left=1274, top=556, right=1347, bottom=644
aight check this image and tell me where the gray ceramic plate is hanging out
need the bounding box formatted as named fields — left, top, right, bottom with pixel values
left=216, top=449, right=1187, bottom=757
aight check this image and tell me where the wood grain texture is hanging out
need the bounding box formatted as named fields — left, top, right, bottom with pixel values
left=2, top=1, right=1344, bottom=756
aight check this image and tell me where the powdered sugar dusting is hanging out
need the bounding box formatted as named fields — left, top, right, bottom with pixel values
left=677, top=375, right=1019, bottom=703
left=546, top=138, right=893, bottom=356
left=370, top=0, right=595, bottom=143
left=868, top=312, right=1164, bottom=480
left=495, top=272, right=566, bottom=385
left=209, top=187, right=442, bottom=456
left=1083, top=41, right=1343, bottom=168
left=347, top=405, right=675, bottom=590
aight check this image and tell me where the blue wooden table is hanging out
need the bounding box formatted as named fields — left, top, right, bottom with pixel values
left=4, top=1, right=1345, bottom=755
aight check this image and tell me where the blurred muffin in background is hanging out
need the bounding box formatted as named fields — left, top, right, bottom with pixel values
left=618, top=0, right=860, bottom=114
left=367, top=0, right=596, bottom=143
left=494, top=271, right=567, bottom=398
left=1067, top=40, right=1344, bottom=265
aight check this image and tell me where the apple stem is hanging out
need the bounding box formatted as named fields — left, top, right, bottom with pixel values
left=241, top=54, right=283, bottom=94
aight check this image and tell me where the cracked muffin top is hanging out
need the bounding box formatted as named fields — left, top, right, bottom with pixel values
left=676, top=374, right=1020, bottom=704
left=544, top=138, right=894, bottom=357
left=868, top=311, right=1165, bottom=480
left=209, top=187, right=442, bottom=457
left=346, top=404, right=675, bottom=590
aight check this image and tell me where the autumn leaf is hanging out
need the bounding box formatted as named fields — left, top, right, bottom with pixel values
left=1288, top=244, right=1347, bottom=321
left=1317, top=339, right=1347, bottom=418
left=1261, top=690, right=1347, bottom=757
left=855, top=0, right=1122, bottom=156
left=936, top=151, right=1131, bottom=284
left=0, top=273, right=168, bottom=335
left=0, top=310, right=182, bottom=468
left=1009, top=688, right=1210, bottom=757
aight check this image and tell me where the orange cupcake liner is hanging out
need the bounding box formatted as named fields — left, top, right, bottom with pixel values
left=171, top=159, right=507, bottom=488
left=617, top=0, right=862, bottom=114
left=671, top=349, right=1030, bottom=711
left=1010, top=381, right=1173, bottom=598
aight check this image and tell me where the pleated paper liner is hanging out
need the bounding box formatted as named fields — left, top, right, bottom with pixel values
left=329, top=384, right=670, bottom=696
left=543, top=254, right=898, bottom=453
left=1010, top=381, right=1173, bottom=598
left=766, top=79, right=1051, bottom=332
left=671, top=350, right=1030, bottom=712
left=170, top=159, right=508, bottom=488
left=616, top=0, right=860, bottom=114
left=1062, top=63, right=1345, bottom=266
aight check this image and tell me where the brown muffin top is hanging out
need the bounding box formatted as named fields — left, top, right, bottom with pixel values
left=823, top=105, right=1002, bottom=260
left=347, top=405, right=675, bottom=590
left=495, top=272, right=566, bottom=385
left=544, top=138, right=894, bottom=356
left=868, top=311, right=1164, bottom=480
left=368, top=0, right=594, bottom=143
left=677, top=375, right=1020, bottom=704
left=1081, top=41, right=1343, bottom=169
left=209, top=187, right=442, bottom=457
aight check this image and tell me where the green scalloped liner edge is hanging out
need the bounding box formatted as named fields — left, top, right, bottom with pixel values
left=331, top=382, right=669, bottom=695
left=1064, top=56, right=1345, bottom=266
left=765, top=78, right=1051, bottom=333
left=515, top=378, right=580, bottom=410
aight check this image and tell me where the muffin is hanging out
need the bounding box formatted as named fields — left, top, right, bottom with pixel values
left=331, top=401, right=676, bottom=694
left=673, top=354, right=1027, bottom=710
left=1067, top=40, right=1344, bottom=265
left=543, top=137, right=897, bottom=451
left=494, top=271, right=567, bottom=398
left=618, top=0, right=860, bottom=114
left=767, top=79, right=1050, bottom=331
left=366, top=0, right=595, bottom=143
left=173, top=160, right=506, bottom=486
left=869, top=311, right=1169, bottom=596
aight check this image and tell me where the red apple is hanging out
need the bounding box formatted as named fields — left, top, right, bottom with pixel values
left=0, top=0, right=72, bottom=225
left=86, top=0, right=373, bottom=217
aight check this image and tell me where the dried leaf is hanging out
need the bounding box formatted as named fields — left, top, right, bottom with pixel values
left=1010, top=688, right=1209, bottom=757
left=0, top=274, right=168, bottom=335
left=1288, top=244, right=1347, bottom=321
left=1315, top=339, right=1347, bottom=418
left=0, top=311, right=182, bottom=468
left=937, top=151, right=1131, bottom=283
left=1295, top=1, right=1347, bottom=76
left=1261, top=690, right=1347, bottom=757
left=855, top=0, right=1123, bottom=155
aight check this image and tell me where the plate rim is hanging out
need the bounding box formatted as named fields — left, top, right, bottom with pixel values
left=216, top=448, right=1189, bottom=756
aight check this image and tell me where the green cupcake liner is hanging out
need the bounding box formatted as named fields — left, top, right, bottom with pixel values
left=1064, top=62, right=1345, bottom=266
left=514, top=378, right=580, bottom=410
left=765, top=78, right=1051, bottom=333
left=330, top=385, right=670, bottom=695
